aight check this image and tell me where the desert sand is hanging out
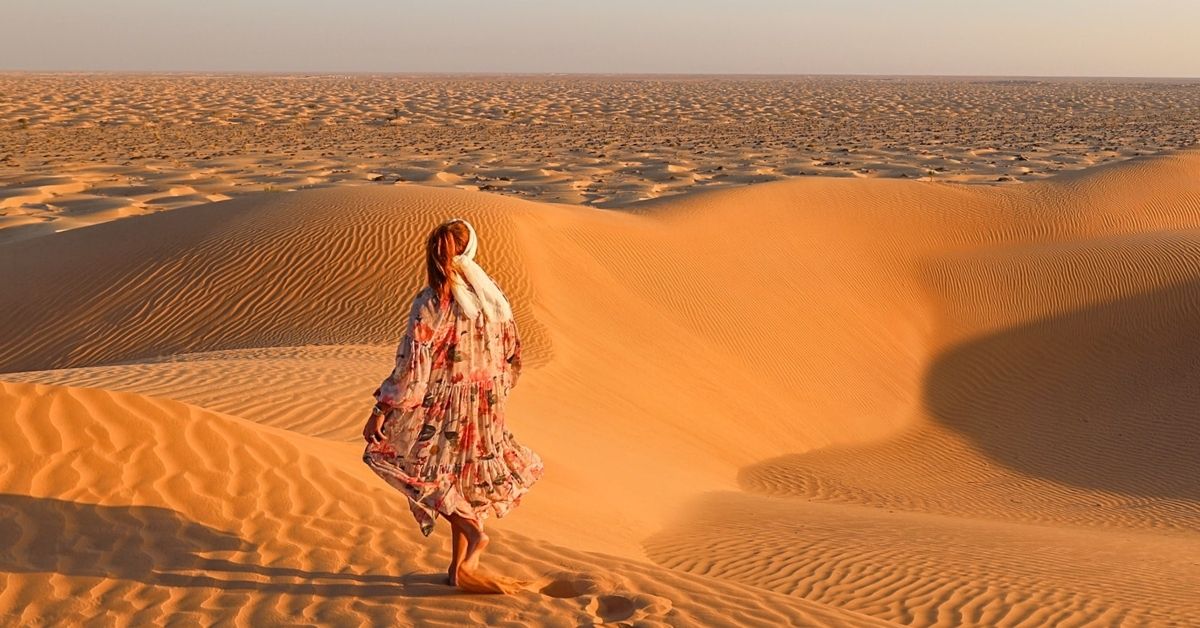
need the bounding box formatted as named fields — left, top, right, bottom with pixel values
left=5, top=74, right=1200, bottom=244
left=2, top=75, right=1200, bottom=626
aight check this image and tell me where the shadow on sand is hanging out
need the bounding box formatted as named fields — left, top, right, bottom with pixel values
left=0, top=493, right=458, bottom=597
left=923, top=276, right=1200, bottom=500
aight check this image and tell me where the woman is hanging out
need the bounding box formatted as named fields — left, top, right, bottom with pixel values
left=362, top=218, right=543, bottom=590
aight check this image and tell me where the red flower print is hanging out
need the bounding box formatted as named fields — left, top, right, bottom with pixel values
left=431, top=346, right=449, bottom=371
left=459, top=421, right=477, bottom=454
left=469, top=368, right=491, bottom=385
left=412, top=321, right=434, bottom=344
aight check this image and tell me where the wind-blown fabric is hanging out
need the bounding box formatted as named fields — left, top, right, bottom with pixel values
left=448, top=219, right=514, bottom=324
left=362, top=263, right=542, bottom=537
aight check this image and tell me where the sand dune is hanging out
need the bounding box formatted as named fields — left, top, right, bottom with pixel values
left=0, top=185, right=550, bottom=373
left=3, top=150, right=1200, bottom=625
left=2, top=346, right=393, bottom=440
left=0, top=381, right=881, bottom=627
left=5, top=74, right=1200, bottom=243
left=645, top=493, right=1200, bottom=626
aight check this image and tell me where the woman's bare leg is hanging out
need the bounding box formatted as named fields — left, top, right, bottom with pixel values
left=447, top=519, right=468, bottom=585
left=448, top=513, right=489, bottom=573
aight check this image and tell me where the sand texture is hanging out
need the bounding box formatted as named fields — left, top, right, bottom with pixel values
left=4, top=74, right=1200, bottom=245
left=2, top=76, right=1200, bottom=626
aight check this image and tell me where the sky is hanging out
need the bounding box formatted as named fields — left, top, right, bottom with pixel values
left=7, top=0, right=1200, bottom=77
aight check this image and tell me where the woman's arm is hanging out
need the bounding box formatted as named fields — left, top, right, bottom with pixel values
left=503, top=319, right=523, bottom=390
left=374, top=291, right=439, bottom=412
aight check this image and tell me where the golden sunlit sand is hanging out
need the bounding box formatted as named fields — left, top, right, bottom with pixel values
left=5, top=74, right=1200, bottom=244
left=2, top=132, right=1200, bottom=624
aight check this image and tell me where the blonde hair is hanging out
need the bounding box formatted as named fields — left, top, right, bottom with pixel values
left=425, top=221, right=470, bottom=305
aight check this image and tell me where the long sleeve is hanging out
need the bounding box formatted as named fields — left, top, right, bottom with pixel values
left=374, top=292, right=438, bottom=411
left=502, top=319, right=523, bottom=390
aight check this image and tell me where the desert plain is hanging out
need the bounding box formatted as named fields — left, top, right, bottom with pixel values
left=1, top=74, right=1199, bottom=626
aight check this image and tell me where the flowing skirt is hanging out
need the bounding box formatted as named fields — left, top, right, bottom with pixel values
left=362, top=381, right=543, bottom=537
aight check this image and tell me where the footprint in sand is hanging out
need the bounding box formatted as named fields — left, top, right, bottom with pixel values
left=538, top=574, right=673, bottom=626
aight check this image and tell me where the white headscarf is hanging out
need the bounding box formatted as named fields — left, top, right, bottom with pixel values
left=445, top=218, right=514, bottom=323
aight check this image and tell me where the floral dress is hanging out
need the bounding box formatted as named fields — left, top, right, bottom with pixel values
left=362, top=286, right=544, bottom=536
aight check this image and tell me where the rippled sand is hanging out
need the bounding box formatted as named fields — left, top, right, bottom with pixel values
left=4, top=152, right=1200, bottom=625
left=3, top=73, right=1199, bottom=242
left=2, top=74, right=1200, bottom=627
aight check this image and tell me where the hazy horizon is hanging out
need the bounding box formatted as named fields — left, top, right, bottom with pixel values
left=8, top=1, right=1200, bottom=78
left=6, top=70, right=1200, bottom=81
